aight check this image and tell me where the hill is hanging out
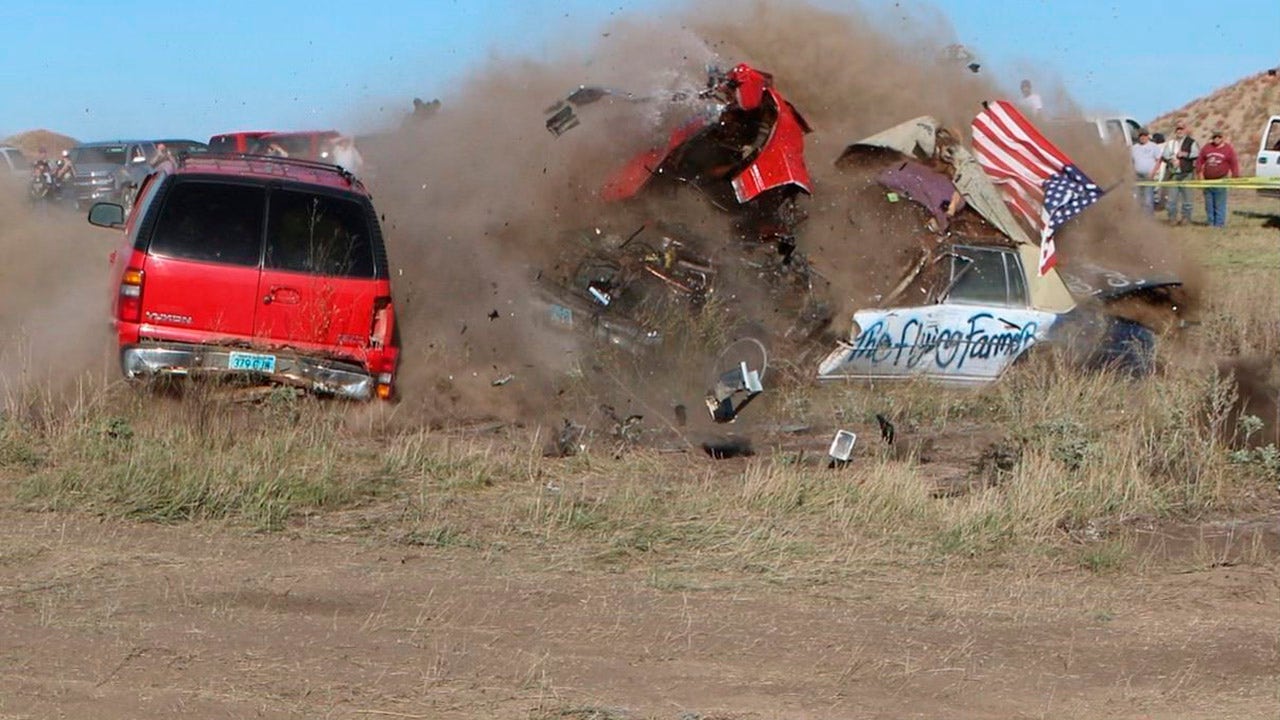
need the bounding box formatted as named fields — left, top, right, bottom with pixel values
left=1149, top=69, right=1280, bottom=168
left=2, top=129, right=77, bottom=157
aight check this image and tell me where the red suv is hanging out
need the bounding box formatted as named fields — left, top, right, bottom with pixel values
left=249, top=131, right=340, bottom=161
left=87, top=154, right=399, bottom=400
left=207, top=131, right=275, bottom=154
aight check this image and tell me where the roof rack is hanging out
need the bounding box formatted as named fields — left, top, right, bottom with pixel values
left=175, top=151, right=359, bottom=186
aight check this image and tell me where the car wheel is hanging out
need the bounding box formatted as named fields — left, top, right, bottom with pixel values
left=120, top=185, right=137, bottom=214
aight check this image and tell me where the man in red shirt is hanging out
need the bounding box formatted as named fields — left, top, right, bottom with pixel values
left=1195, top=130, right=1239, bottom=227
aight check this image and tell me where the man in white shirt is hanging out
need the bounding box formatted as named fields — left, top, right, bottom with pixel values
left=1130, top=129, right=1163, bottom=213
left=328, top=135, right=365, bottom=177
left=1019, top=79, right=1043, bottom=115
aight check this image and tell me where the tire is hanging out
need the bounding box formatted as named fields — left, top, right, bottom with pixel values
left=119, top=185, right=137, bottom=215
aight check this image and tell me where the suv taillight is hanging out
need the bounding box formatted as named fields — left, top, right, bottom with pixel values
left=118, top=267, right=144, bottom=323
left=370, top=296, right=396, bottom=399
left=370, top=296, right=394, bottom=348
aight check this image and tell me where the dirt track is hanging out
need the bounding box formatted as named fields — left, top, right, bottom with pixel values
left=2, top=508, right=1276, bottom=719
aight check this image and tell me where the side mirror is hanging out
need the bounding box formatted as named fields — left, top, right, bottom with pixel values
left=87, top=202, right=126, bottom=229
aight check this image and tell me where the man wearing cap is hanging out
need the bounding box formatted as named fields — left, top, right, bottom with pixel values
left=1130, top=128, right=1163, bottom=213
left=1195, top=130, right=1239, bottom=227
left=1155, top=123, right=1199, bottom=224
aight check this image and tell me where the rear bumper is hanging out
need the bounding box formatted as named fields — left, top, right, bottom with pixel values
left=121, top=342, right=377, bottom=400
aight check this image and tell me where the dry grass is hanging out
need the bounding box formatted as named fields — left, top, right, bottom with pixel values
left=5, top=350, right=1266, bottom=578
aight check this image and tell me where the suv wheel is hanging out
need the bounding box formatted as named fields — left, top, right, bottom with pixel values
left=119, top=184, right=137, bottom=214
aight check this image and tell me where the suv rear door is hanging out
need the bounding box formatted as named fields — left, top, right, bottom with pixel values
left=140, top=179, right=265, bottom=340
left=254, top=186, right=382, bottom=357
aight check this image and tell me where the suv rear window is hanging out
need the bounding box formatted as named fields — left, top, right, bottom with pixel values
left=71, top=145, right=128, bottom=165
left=265, top=189, right=375, bottom=278
left=4, top=148, right=29, bottom=167
left=208, top=136, right=236, bottom=153
left=149, top=181, right=265, bottom=266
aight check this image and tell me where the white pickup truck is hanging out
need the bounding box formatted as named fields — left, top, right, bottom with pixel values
left=1256, top=114, right=1280, bottom=197
left=1091, top=115, right=1143, bottom=147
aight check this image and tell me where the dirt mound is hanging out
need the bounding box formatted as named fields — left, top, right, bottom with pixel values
left=1148, top=70, right=1280, bottom=166
left=3, top=129, right=77, bottom=156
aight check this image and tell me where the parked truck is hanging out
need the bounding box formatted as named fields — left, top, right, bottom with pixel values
left=1256, top=114, right=1280, bottom=198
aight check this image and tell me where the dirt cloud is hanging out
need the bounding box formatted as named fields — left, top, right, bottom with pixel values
left=0, top=182, right=114, bottom=406
left=360, top=0, right=1187, bottom=426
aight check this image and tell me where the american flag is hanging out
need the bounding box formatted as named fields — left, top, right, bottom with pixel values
left=971, top=100, right=1103, bottom=275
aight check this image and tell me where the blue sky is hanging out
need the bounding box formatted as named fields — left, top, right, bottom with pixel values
left=1, top=0, right=1275, bottom=142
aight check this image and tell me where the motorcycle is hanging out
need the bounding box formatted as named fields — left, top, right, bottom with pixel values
left=28, top=160, right=69, bottom=205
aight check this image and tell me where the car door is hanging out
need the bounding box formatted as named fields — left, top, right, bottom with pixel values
left=126, top=143, right=153, bottom=184
left=254, top=186, right=380, bottom=358
left=2, top=148, right=25, bottom=176
left=1256, top=116, right=1280, bottom=190
left=818, top=246, right=1053, bottom=385
left=139, top=179, right=266, bottom=342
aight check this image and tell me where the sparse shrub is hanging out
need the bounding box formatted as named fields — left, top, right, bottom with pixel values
left=1079, top=540, right=1128, bottom=573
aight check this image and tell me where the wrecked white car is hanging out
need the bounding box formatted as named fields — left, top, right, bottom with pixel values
left=816, top=115, right=1177, bottom=386
left=814, top=242, right=1165, bottom=384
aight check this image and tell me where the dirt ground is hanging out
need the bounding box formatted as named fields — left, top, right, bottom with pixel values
left=2, top=501, right=1277, bottom=720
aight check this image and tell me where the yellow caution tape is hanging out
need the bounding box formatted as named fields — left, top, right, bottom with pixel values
left=1135, top=177, right=1280, bottom=188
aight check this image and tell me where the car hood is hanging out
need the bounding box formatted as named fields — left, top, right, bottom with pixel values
left=1057, top=263, right=1182, bottom=302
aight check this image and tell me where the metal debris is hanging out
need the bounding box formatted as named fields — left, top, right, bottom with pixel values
left=701, top=436, right=754, bottom=459
left=828, top=429, right=857, bottom=468
left=875, top=414, right=896, bottom=445
left=549, top=419, right=586, bottom=457
left=705, top=361, right=764, bottom=423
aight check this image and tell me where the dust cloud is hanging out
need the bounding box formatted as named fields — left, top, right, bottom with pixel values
left=0, top=182, right=115, bottom=408
left=362, top=0, right=1186, bottom=426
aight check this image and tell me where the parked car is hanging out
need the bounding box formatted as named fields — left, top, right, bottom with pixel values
left=66, top=140, right=156, bottom=209
left=0, top=145, right=30, bottom=179
left=207, top=131, right=274, bottom=154
left=1255, top=114, right=1280, bottom=198
left=86, top=154, right=400, bottom=400
left=250, top=130, right=340, bottom=161
left=1090, top=115, right=1143, bottom=147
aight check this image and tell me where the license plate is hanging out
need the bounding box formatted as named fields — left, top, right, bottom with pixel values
left=228, top=351, right=277, bottom=373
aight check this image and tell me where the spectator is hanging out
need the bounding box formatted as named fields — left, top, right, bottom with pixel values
left=402, top=97, right=440, bottom=128
left=1018, top=79, right=1043, bottom=115
left=1150, top=132, right=1166, bottom=210
left=152, top=143, right=176, bottom=166
left=1195, top=130, right=1239, bottom=228
left=1154, top=122, right=1198, bottom=225
left=1130, top=129, right=1162, bottom=213
left=54, top=149, right=75, bottom=182
left=327, top=135, right=364, bottom=177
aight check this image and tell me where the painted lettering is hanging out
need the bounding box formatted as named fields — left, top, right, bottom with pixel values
left=847, top=312, right=1039, bottom=372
